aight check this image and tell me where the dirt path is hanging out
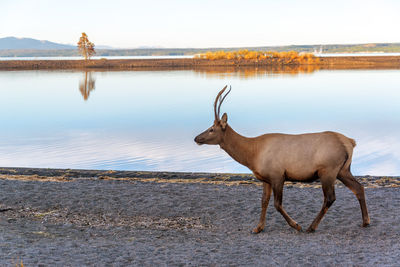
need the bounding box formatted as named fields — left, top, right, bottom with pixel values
left=0, top=169, right=399, bottom=265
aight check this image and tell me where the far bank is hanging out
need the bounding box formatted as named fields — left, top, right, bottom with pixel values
left=0, top=56, right=400, bottom=71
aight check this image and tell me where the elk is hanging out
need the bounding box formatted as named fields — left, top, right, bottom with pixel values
left=194, top=86, right=370, bottom=233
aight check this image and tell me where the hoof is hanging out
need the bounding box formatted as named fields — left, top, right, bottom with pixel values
left=294, top=223, right=302, bottom=232
left=362, top=218, right=370, bottom=227
left=291, top=222, right=302, bottom=231
left=306, top=227, right=315, bottom=233
left=251, top=227, right=264, bottom=234
left=362, top=222, right=370, bottom=227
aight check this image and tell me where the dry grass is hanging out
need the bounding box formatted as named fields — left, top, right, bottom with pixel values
left=195, top=50, right=320, bottom=64
left=6, top=207, right=210, bottom=230
left=0, top=174, right=71, bottom=182
left=99, top=176, right=258, bottom=186
left=0, top=172, right=399, bottom=188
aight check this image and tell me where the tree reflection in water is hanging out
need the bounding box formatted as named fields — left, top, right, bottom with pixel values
left=79, top=71, right=96, bottom=101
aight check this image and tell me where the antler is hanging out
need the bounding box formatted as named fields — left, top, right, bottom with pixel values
left=218, top=85, right=231, bottom=119
left=214, top=85, right=231, bottom=121
left=214, top=86, right=227, bottom=121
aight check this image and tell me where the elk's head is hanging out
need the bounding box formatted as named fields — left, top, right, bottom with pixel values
left=194, top=85, right=231, bottom=145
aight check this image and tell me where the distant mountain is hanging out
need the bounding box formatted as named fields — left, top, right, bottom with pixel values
left=136, top=45, right=164, bottom=49
left=1, top=37, right=400, bottom=57
left=0, top=37, right=75, bottom=50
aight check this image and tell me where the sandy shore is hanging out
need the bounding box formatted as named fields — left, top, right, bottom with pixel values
left=0, top=56, right=400, bottom=71
left=0, top=167, right=399, bottom=265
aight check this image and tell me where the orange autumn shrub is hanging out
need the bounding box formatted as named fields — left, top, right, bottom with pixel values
left=195, top=50, right=319, bottom=64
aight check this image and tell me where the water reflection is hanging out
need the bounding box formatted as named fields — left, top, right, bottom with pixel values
left=79, top=71, right=96, bottom=101
left=0, top=69, right=399, bottom=175
left=193, top=65, right=321, bottom=79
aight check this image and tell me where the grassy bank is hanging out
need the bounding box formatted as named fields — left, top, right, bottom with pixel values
left=0, top=167, right=399, bottom=188
left=0, top=56, right=400, bottom=71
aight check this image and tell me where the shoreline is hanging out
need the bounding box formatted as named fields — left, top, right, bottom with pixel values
left=0, top=167, right=399, bottom=188
left=0, top=166, right=399, bottom=265
left=0, top=56, right=400, bottom=71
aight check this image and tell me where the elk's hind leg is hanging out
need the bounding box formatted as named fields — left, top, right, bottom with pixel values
left=307, top=177, right=336, bottom=232
left=252, top=182, right=272, bottom=234
left=272, top=182, right=302, bottom=231
left=338, top=169, right=370, bottom=227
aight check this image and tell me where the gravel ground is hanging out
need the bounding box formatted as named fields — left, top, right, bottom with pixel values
left=0, top=168, right=399, bottom=266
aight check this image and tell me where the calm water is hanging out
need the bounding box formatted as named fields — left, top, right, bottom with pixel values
left=0, top=68, right=399, bottom=175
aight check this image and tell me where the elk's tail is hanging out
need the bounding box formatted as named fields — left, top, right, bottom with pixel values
left=336, top=134, right=356, bottom=172
left=349, top=138, right=356, bottom=148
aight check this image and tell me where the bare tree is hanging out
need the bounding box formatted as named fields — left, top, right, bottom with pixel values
left=77, top=32, right=95, bottom=60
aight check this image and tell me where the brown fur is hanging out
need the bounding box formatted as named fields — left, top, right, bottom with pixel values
left=195, top=86, right=370, bottom=233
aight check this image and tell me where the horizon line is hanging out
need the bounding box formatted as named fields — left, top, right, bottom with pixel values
left=2, top=36, right=400, bottom=50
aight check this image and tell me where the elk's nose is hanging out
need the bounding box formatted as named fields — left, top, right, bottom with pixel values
left=194, top=135, right=203, bottom=144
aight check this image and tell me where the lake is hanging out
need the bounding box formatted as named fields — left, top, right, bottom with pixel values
left=0, top=68, right=399, bottom=175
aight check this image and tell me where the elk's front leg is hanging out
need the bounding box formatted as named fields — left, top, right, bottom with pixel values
left=252, top=182, right=272, bottom=234
left=307, top=179, right=336, bottom=232
left=272, top=182, right=302, bottom=231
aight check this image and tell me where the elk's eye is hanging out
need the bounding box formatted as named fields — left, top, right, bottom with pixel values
left=209, top=128, right=214, bottom=132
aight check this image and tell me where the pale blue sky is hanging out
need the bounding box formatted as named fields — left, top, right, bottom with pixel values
left=1, top=0, right=399, bottom=48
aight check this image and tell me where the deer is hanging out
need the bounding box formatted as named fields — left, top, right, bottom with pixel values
left=194, top=86, right=370, bottom=234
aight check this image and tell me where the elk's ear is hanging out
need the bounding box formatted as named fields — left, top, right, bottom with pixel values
left=221, top=113, right=228, bottom=130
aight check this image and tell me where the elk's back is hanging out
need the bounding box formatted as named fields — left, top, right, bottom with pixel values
left=254, top=131, right=355, bottom=181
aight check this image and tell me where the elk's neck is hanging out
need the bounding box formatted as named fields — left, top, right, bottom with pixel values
left=220, top=125, right=255, bottom=169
